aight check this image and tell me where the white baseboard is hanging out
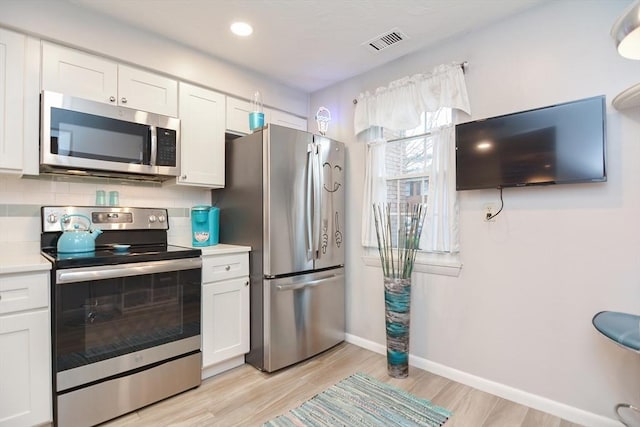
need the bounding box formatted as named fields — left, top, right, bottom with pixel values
left=345, top=333, right=621, bottom=427
left=201, top=355, right=245, bottom=380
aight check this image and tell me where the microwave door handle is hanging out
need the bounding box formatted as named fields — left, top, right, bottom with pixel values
left=149, top=126, right=157, bottom=166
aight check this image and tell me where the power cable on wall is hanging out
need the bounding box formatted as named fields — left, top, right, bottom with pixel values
left=486, top=187, right=504, bottom=221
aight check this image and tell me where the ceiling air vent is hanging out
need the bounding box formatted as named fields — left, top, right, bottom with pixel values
left=364, top=28, right=408, bottom=53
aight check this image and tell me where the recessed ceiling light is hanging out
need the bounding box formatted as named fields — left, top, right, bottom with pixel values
left=230, top=22, right=253, bottom=37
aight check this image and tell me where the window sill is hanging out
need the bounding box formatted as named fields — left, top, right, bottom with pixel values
left=361, top=250, right=462, bottom=277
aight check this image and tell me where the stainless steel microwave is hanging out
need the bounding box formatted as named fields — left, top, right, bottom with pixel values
left=40, top=91, right=180, bottom=181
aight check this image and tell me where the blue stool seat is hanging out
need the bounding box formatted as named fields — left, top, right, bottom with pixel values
left=592, top=311, right=640, bottom=426
left=592, top=311, right=640, bottom=352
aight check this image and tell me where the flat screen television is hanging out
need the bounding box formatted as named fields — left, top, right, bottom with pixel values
left=455, top=95, right=606, bottom=190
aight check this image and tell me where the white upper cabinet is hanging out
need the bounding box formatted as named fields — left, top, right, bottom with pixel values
left=0, top=28, right=26, bottom=174
left=268, top=108, right=307, bottom=131
left=226, top=95, right=308, bottom=135
left=42, top=41, right=117, bottom=104
left=176, top=82, right=226, bottom=188
left=0, top=29, right=38, bottom=176
left=42, top=42, right=177, bottom=117
left=225, top=96, right=253, bottom=135
left=117, top=64, right=178, bottom=117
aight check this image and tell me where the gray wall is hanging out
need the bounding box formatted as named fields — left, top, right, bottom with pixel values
left=310, top=0, right=640, bottom=425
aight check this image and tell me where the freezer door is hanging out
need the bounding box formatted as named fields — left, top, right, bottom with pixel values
left=264, top=125, right=314, bottom=276
left=314, top=135, right=345, bottom=270
left=263, top=268, right=345, bottom=372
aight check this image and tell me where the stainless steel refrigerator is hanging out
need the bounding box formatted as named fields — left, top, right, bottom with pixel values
left=215, top=124, right=345, bottom=372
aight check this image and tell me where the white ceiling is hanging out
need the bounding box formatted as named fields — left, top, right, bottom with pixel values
left=67, top=0, right=548, bottom=93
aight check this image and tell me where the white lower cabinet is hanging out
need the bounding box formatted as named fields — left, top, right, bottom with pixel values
left=0, top=271, right=51, bottom=427
left=201, top=252, right=250, bottom=379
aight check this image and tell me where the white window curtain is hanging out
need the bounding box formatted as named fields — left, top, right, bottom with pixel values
left=361, top=136, right=387, bottom=247
left=356, top=63, right=470, bottom=253
left=424, top=125, right=458, bottom=252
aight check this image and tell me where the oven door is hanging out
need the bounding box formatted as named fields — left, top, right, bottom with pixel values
left=53, top=257, right=201, bottom=392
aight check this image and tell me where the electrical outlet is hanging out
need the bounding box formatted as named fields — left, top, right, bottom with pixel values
left=483, top=203, right=497, bottom=222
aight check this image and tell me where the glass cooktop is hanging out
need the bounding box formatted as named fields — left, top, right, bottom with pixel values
left=41, top=244, right=201, bottom=269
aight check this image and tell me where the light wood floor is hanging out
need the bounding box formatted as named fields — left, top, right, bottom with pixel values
left=102, top=342, right=583, bottom=427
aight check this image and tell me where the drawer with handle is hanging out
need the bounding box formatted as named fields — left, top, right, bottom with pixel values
left=0, top=271, right=49, bottom=314
left=202, top=253, right=249, bottom=283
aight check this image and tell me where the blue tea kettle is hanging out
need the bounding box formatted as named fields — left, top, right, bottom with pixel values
left=57, top=214, right=103, bottom=253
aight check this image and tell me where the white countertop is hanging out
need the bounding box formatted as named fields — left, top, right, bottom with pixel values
left=198, top=244, right=251, bottom=256
left=169, top=241, right=251, bottom=256
left=0, top=243, right=52, bottom=274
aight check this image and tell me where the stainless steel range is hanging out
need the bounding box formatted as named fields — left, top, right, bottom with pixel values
left=40, top=206, right=202, bottom=427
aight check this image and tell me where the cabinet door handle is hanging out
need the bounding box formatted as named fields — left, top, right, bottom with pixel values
left=245, top=281, right=249, bottom=286
left=121, top=97, right=128, bottom=104
left=225, top=265, right=231, bottom=271
left=109, top=96, right=116, bottom=102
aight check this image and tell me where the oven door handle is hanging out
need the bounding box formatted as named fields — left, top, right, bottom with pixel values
left=56, top=258, right=202, bottom=284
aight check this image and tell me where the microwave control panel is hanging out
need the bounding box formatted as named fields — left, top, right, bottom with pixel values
left=156, top=128, right=177, bottom=167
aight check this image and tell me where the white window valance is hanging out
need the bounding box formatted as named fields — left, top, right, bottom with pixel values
left=353, top=63, right=471, bottom=135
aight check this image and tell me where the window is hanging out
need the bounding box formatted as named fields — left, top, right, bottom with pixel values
left=382, top=108, right=452, bottom=250
left=356, top=63, right=468, bottom=276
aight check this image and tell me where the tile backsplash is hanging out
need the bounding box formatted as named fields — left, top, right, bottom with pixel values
left=0, top=174, right=210, bottom=245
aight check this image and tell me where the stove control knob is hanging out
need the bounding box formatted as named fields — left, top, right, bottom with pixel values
left=158, top=215, right=166, bottom=223
left=149, top=215, right=158, bottom=223
left=47, top=213, right=58, bottom=224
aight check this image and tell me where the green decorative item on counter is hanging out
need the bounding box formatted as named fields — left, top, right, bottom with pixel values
left=372, top=202, right=426, bottom=378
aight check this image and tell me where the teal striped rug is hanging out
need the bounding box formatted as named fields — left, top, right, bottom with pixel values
left=263, top=372, right=451, bottom=427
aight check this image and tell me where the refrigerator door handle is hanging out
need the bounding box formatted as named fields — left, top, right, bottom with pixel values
left=305, top=145, right=314, bottom=259
left=312, top=144, right=322, bottom=259
left=275, top=274, right=339, bottom=291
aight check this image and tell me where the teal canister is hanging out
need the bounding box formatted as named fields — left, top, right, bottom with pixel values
left=191, top=205, right=211, bottom=247
left=208, top=207, right=219, bottom=245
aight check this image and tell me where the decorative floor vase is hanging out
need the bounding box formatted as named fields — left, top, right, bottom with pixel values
left=384, top=276, right=411, bottom=378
